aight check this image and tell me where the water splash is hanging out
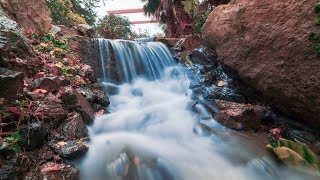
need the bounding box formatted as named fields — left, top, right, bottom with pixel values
left=81, top=40, right=315, bottom=180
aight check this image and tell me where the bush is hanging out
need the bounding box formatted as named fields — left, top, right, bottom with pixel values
left=45, top=0, right=87, bottom=27
left=308, top=4, right=320, bottom=55
left=96, top=14, right=133, bottom=39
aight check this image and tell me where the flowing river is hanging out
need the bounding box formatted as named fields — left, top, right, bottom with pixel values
left=80, top=39, right=315, bottom=180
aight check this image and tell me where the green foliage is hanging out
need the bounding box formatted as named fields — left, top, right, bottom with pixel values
left=314, top=3, right=320, bottom=14
left=143, top=0, right=161, bottom=16
left=33, top=33, right=71, bottom=59
left=96, top=14, right=133, bottom=39
left=0, top=132, right=21, bottom=152
left=182, top=0, right=196, bottom=15
left=267, top=139, right=320, bottom=172
left=309, top=4, right=320, bottom=55
left=70, top=0, right=100, bottom=25
left=193, top=12, right=209, bottom=34
left=45, top=0, right=87, bottom=27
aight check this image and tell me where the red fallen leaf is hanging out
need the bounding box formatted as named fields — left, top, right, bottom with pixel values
left=6, top=106, right=23, bottom=115
left=40, top=162, right=64, bottom=173
left=33, top=89, right=48, bottom=93
left=95, top=109, right=105, bottom=117
left=270, top=128, right=281, bottom=140
left=33, top=72, right=46, bottom=79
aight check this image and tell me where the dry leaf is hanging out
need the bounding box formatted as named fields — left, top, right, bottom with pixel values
left=33, top=89, right=48, bottom=93
left=54, top=62, right=64, bottom=68
left=217, top=81, right=226, bottom=87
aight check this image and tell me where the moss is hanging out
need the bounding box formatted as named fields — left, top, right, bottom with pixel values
left=309, top=4, right=320, bottom=55
left=314, top=3, right=320, bottom=14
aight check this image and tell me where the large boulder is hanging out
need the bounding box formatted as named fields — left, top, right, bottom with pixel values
left=61, top=86, right=95, bottom=124
left=0, top=0, right=52, bottom=32
left=0, top=6, right=31, bottom=59
left=202, top=0, right=320, bottom=128
left=0, top=68, right=24, bottom=102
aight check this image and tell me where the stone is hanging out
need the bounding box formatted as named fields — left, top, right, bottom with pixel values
left=0, top=0, right=52, bottom=32
left=190, top=46, right=218, bottom=65
left=75, top=24, right=94, bottom=38
left=50, top=25, right=62, bottom=36
left=0, top=68, right=24, bottom=102
left=78, top=83, right=110, bottom=108
left=57, top=25, right=80, bottom=38
left=0, top=6, right=31, bottom=59
left=48, top=140, right=88, bottom=160
left=156, top=38, right=181, bottom=47
left=31, top=77, right=62, bottom=92
left=37, top=162, right=79, bottom=180
left=214, top=100, right=266, bottom=130
left=61, top=86, right=95, bottom=124
left=174, top=35, right=202, bottom=52
left=18, top=123, right=47, bottom=151
left=62, top=112, right=88, bottom=139
left=202, top=0, right=320, bottom=128
left=38, top=94, right=68, bottom=128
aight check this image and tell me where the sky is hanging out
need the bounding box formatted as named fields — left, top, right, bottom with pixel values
left=96, top=0, right=164, bottom=36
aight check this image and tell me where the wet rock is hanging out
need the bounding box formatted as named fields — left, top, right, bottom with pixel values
left=0, top=0, right=52, bottom=32
left=174, top=35, right=202, bottom=52
left=214, top=100, right=266, bottom=130
left=283, top=130, right=317, bottom=145
left=203, top=0, right=320, bottom=128
left=18, top=123, right=47, bottom=151
left=0, top=154, right=17, bottom=180
left=48, top=140, right=88, bottom=160
left=34, top=162, right=79, bottom=180
left=38, top=94, right=68, bottom=128
left=61, top=112, right=88, bottom=140
left=31, top=77, right=62, bottom=92
left=190, top=46, right=218, bottom=65
left=26, top=92, right=46, bottom=101
left=78, top=85, right=110, bottom=111
left=156, top=38, right=181, bottom=47
left=0, top=68, right=24, bottom=102
left=75, top=24, right=94, bottom=38
left=0, top=6, right=31, bottom=58
left=57, top=25, right=80, bottom=38
left=61, top=86, right=95, bottom=124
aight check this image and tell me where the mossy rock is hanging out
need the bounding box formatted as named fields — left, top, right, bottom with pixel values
left=267, top=138, right=320, bottom=172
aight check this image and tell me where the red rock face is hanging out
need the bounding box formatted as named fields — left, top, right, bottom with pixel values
left=202, top=0, right=320, bottom=127
left=1, top=0, right=52, bottom=32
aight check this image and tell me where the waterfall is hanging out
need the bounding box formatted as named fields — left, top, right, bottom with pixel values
left=95, top=39, right=175, bottom=84
left=80, top=39, right=313, bottom=180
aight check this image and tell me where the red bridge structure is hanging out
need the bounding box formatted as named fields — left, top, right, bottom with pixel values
left=107, top=8, right=159, bottom=24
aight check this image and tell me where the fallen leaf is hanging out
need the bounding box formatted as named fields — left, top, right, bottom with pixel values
left=54, top=62, right=64, bottom=68
left=40, top=162, right=64, bottom=173
left=95, top=109, right=105, bottom=117
left=6, top=106, right=23, bottom=115
left=33, top=72, right=46, bottom=79
left=217, top=81, right=226, bottom=87
left=56, top=141, right=67, bottom=148
left=33, top=89, right=48, bottom=93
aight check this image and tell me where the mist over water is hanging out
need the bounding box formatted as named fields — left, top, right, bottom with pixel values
left=81, top=40, right=315, bottom=180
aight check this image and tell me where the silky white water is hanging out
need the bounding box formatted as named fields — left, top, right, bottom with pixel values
left=81, top=39, right=314, bottom=180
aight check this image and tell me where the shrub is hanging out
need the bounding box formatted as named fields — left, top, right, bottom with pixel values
left=309, top=4, right=320, bottom=55
left=96, top=14, right=133, bottom=39
left=45, top=0, right=87, bottom=27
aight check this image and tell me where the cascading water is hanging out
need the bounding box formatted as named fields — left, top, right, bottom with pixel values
left=81, top=39, right=314, bottom=180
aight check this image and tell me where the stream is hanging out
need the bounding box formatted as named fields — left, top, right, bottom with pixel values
left=80, top=39, right=314, bottom=180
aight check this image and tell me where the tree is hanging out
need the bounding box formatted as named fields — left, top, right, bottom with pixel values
left=96, top=14, right=133, bottom=39
left=45, top=0, right=101, bottom=26
left=142, top=0, right=231, bottom=37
